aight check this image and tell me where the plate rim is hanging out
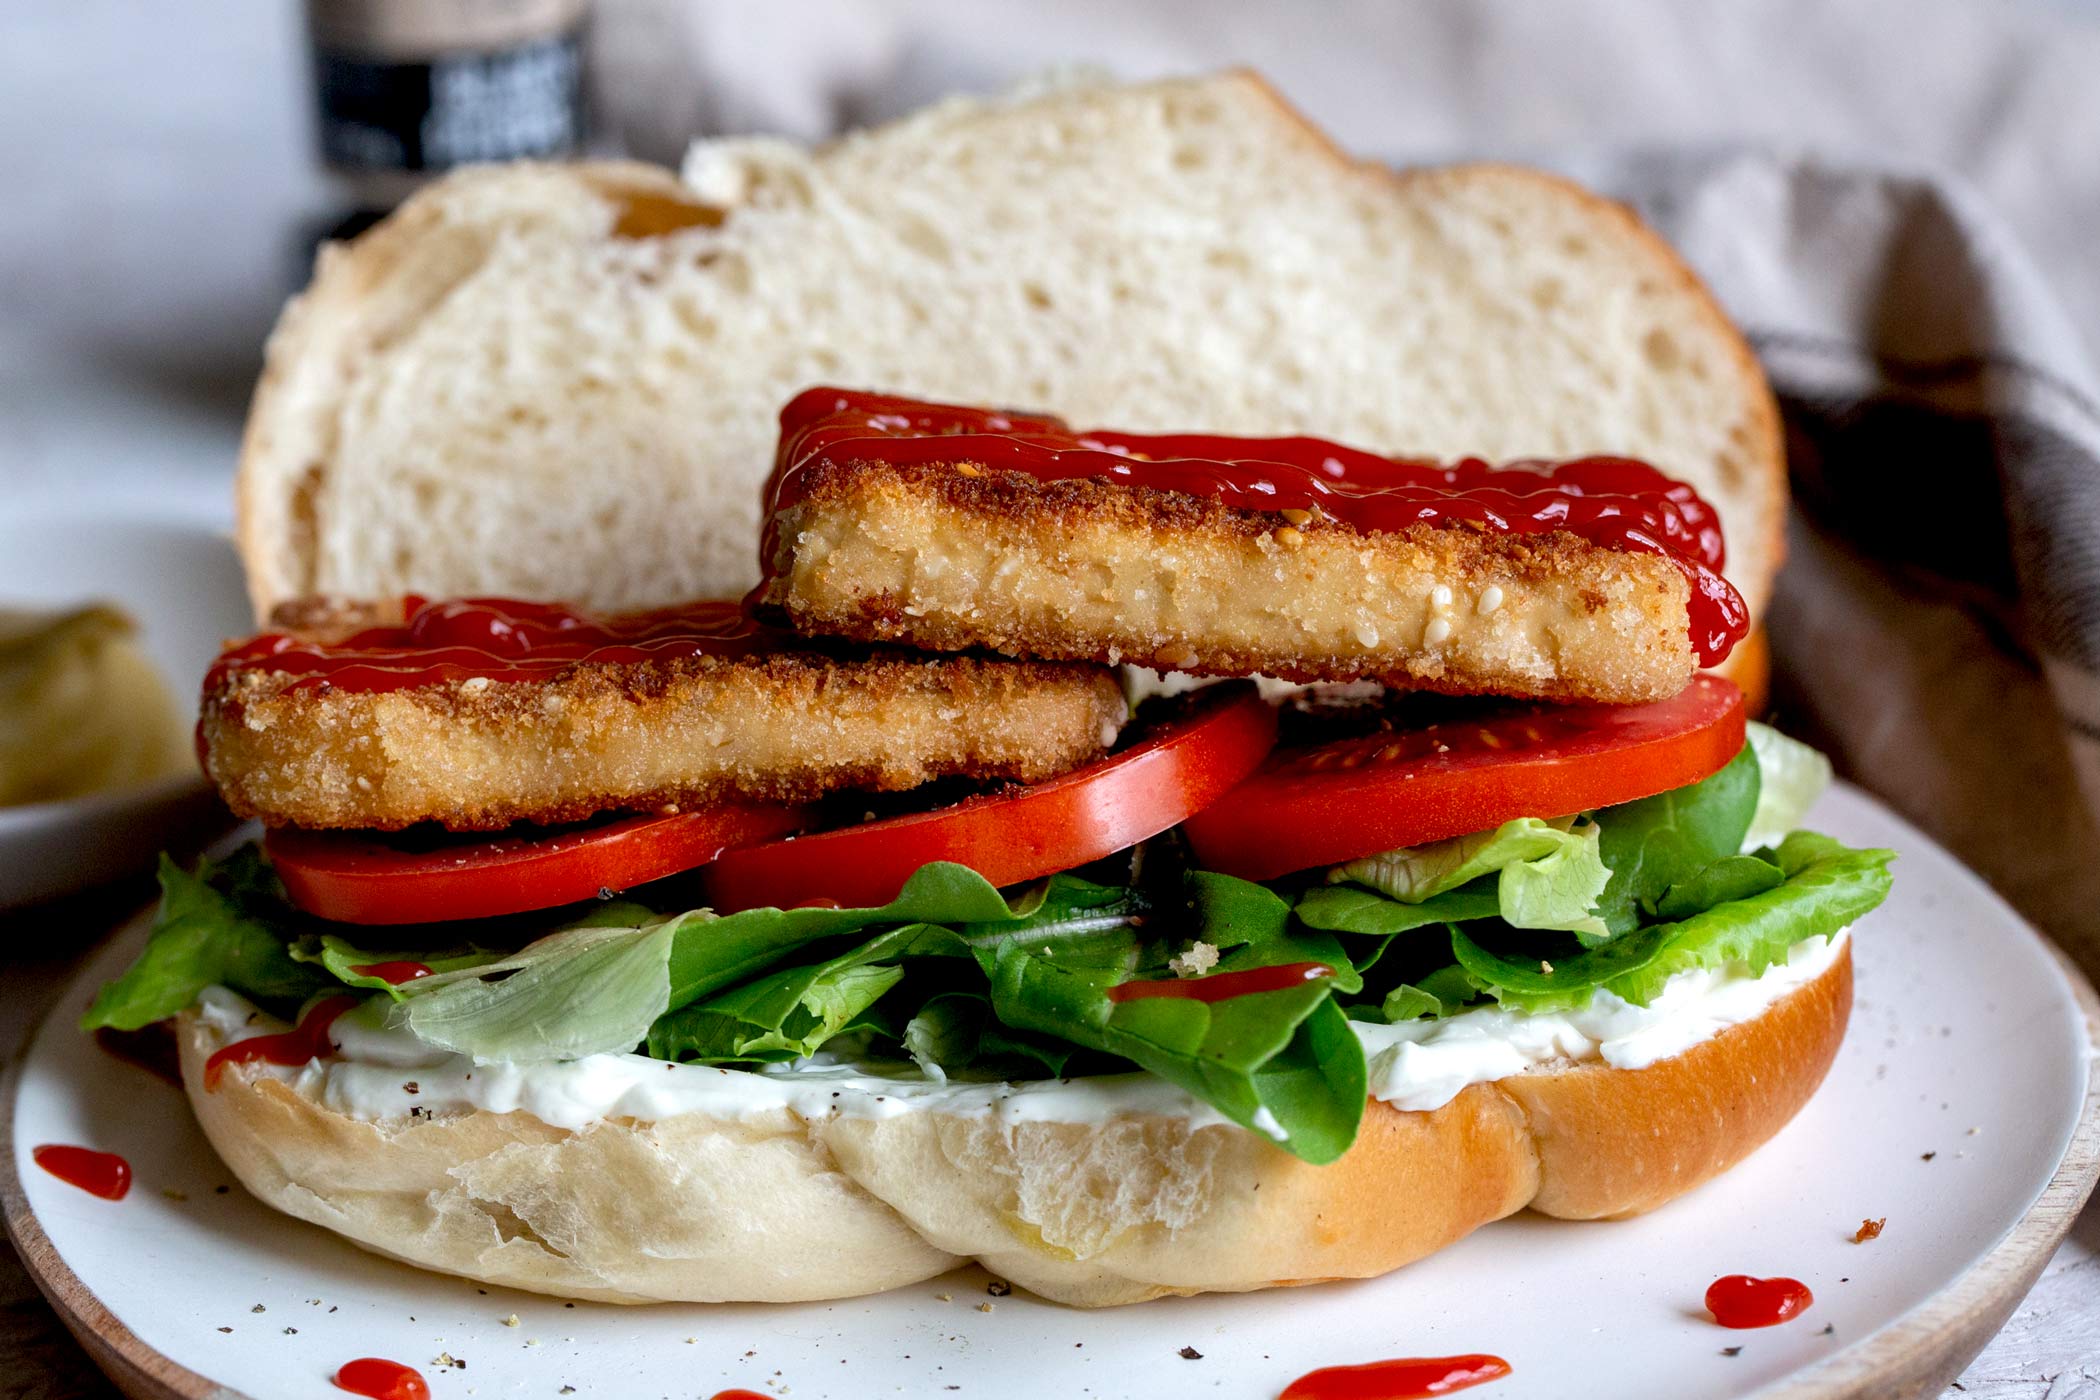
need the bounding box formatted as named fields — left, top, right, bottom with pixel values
left=5, top=789, right=2097, bottom=1400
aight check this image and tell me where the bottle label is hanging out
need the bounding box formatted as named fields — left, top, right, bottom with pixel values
left=313, top=26, right=584, bottom=172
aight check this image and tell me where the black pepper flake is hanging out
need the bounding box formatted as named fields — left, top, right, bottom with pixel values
left=215, top=1185, right=230, bottom=1194
left=450, top=1358, right=467, bottom=1369
left=1721, top=1346, right=1742, bottom=1357
left=251, top=1304, right=265, bottom=1313
left=1820, top=1324, right=1835, bottom=1336
left=283, top=1327, right=297, bottom=1335
left=1922, top=1151, right=1937, bottom=1160
left=986, top=1281, right=1011, bottom=1297
left=403, top=1082, right=419, bottom=1095
left=597, top=886, right=616, bottom=901
left=218, top=1326, right=233, bottom=1334
left=1178, top=1346, right=1203, bottom=1360
left=564, top=1302, right=575, bottom=1308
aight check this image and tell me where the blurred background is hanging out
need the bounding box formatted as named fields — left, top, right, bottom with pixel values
left=6, top=0, right=2098, bottom=509
left=3, top=2, right=2099, bottom=1395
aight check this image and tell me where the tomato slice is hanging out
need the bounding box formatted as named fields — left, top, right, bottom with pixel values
left=704, top=683, right=1280, bottom=912
left=268, top=802, right=810, bottom=925
left=1182, top=675, right=1746, bottom=881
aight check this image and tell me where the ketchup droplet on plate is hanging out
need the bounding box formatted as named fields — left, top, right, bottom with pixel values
left=708, top=1392, right=772, bottom=1400
left=1705, top=1274, right=1814, bottom=1328
left=1107, top=962, right=1334, bottom=1005
left=1278, top=1354, right=1512, bottom=1399
left=348, top=961, right=434, bottom=985
left=203, top=995, right=361, bottom=1090
left=333, top=1358, right=429, bottom=1400
left=31, top=1145, right=131, bottom=1201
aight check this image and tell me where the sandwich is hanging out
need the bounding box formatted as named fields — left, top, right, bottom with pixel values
left=84, top=386, right=1891, bottom=1308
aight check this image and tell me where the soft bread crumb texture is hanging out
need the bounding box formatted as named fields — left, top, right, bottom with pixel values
left=180, top=947, right=1849, bottom=1306
left=237, top=71, right=1782, bottom=626
left=762, top=460, right=1696, bottom=704
left=201, top=650, right=1126, bottom=831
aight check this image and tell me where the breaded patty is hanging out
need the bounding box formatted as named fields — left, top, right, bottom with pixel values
left=757, top=459, right=1700, bottom=706
left=202, top=606, right=1127, bottom=831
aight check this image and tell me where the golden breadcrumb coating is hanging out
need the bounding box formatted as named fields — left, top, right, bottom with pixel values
left=202, top=643, right=1127, bottom=832
left=757, top=459, right=1697, bottom=705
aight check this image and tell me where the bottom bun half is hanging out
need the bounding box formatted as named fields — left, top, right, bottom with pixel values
left=179, top=945, right=1850, bottom=1307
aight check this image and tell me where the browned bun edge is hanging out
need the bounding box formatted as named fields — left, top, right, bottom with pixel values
left=176, top=945, right=1849, bottom=1307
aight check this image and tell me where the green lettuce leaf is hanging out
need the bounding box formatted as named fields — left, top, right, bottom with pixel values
left=1744, top=722, right=1833, bottom=850
left=397, top=913, right=691, bottom=1062
left=660, top=862, right=1024, bottom=1007
left=1593, top=742, right=1761, bottom=935
left=1294, top=879, right=1501, bottom=938
left=1451, top=830, right=1892, bottom=1012
left=1605, top=831, right=1893, bottom=1005
left=81, top=851, right=332, bottom=1031
left=1329, top=817, right=1611, bottom=942
left=291, top=934, right=509, bottom=999
left=1654, top=854, right=1786, bottom=920
left=647, top=922, right=958, bottom=1062
left=975, top=872, right=1367, bottom=1164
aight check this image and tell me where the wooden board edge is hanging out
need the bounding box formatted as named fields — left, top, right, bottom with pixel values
left=1761, top=938, right=2100, bottom=1400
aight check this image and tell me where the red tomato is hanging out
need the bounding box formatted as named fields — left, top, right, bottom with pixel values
left=1182, top=675, right=1746, bottom=881
left=704, top=683, right=1279, bottom=912
left=268, top=802, right=809, bottom=925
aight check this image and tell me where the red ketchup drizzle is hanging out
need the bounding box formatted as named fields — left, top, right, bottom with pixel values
left=94, top=1023, right=183, bottom=1088
left=349, top=961, right=434, bottom=985
left=203, top=995, right=360, bottom=1090
left=1107, top=962, right=1334, bottom=1004
left=1279, top=1354, right=1512, bottom=1399
left=761, top=388, right=1747, bottom=665
left=1705, top=1274, right=1814, bottom=1328
left=333, top=1358, right=429, bottom=1400
left=207, top=596, right=786, bottom=699
left=31, top=1145, right=132, bottom=1201
left=708, top=1393, right=772, bottom=1400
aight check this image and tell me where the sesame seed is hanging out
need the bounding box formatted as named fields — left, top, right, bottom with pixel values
left=1274, top=525, right=1305, bottom=548
left=1279, top=508, right=1313, bottom=526
left=1479, top=585, right=1505, bottom=615
left=1431, top=584, right=1453, bottom=607
left=1424, top=618, right=1452, bottom=645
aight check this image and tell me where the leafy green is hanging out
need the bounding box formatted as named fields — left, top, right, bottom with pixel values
left=660, top=862, right=1020, bottom=1006
left=1592, top=742, right=1761, bottom=935
left=291, top=934, right=507, bottom=999
left=81, top=851, right=332, bottom=1031
left=398, top=914, right=690, bottom=1062
left=1295, top=879, right=1501, bottom=938
left=1451, top=830, right=1892, bottom=1012
left=648, top=922, right=955, bottom=1062
left=973, top=872, right=1367, bottom=1163
left=1605, top=832, right=1893, bottom=1005
left=1745, top=722, right=1833, bottom=850
left=1330, top=817, right=1611, bottom=942
left=1654, top=854, right=1786, bottom=920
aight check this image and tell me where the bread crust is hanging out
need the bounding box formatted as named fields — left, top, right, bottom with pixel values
left=760, top=456, right=1701, bottom=705
left=201, top=644, right=1126, bottom=831
left=178, top=945, right=1849, bottom=1307
left=235, top=73, right=1785, bottom=629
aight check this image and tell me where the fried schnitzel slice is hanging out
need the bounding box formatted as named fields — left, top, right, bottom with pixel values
left=752, top=392, right=1745, bottom=706
left=200, top=598, right=1125, bottom=831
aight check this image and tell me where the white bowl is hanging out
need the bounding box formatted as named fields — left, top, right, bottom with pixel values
left=0, top=512, right=250, bottom=907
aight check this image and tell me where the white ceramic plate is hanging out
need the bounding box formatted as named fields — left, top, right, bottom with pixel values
left=6, top=783, right=2095, bottom=1400
left=0, top=509, right=251, bottom=906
